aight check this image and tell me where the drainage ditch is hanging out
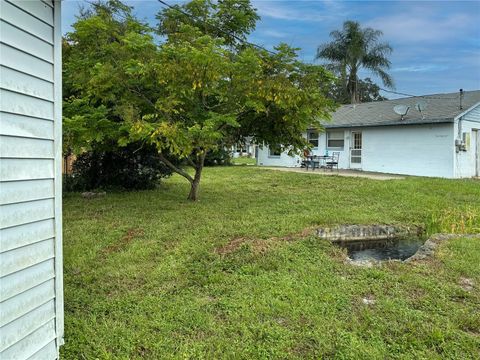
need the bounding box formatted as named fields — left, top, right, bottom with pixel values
left=317, top=225, right=426, bottom=262
left=338, top=237, right=424, bottom=261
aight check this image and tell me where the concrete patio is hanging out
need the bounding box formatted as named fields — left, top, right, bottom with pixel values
left=261, top=167, right=406, bottom=180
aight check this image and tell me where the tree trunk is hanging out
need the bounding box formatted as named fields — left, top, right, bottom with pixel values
left=187, top=176, right=201, bottom=201
left=349, top=70, right=358, bottom=104
left=157, top=151, right=206, bottom=201
left=187, top=152, right=206, bottom=201
left=350, top=77, right=357, bottom=104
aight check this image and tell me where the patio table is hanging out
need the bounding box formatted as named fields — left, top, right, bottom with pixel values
left=305, top=155, right=333, bottom=170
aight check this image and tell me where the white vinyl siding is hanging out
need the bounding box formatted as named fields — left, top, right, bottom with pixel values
left=1, top=66, right=54, bottom=101
left=1, top=89, right=54, bottom=120
left=454, top=104, right=480, bottom=178
left=0, top=113, right=54, bottom=140
left=0, top=43, right=54, bottom=81
left=1, top=260, right=55, bottom=302
left=0, top=180, right=55, bottom=205
left=0, top=159, right=55, bottom=181
left=0, top=21, right=54, bottom=62
left=0, top=1, right=63, bottom=359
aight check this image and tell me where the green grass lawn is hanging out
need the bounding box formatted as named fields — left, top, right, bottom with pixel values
left=62, top=167, right=480, bottom=359
left=231, top=156, right=256, bottom=166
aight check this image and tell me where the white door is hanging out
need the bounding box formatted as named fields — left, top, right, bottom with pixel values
left=474, top=130, right=480, bottom=177
left=350, top=131, right=362, bottom=169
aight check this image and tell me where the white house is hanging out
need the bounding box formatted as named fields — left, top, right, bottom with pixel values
left=230, top=137, right=256, bottom=158
left=1, top=1, right=64, bottom=359
left=257, top=90, right=480, bottom=178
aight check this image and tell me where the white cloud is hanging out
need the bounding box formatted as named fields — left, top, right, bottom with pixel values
left=252, top=0, right=347, bottom=22
left=261, top=29, right=290, bottom=38
left=392, top=64, right=449, bottom=73
left=366, top=12, right=476, bottom=43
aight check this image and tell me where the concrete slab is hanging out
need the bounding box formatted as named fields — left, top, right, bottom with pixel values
left=261, top=167, right=405, bottom=180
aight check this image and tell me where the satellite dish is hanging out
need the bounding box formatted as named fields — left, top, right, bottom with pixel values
left=415, top=100, right=427, bottom=112
left=415, top=100, right=427, bottom=120
left=393, top=104, right=410, bottom=120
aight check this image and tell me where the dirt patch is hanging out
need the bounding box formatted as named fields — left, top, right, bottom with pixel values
left=215, top=237, right=249, bottom=255
left=137, top=345, right=151, bottom=357
left=459, top=277, right=475, bottom=291
left=81, top=191, right=106, bottom=199
left=215, top=228, right=314, bottom=255
left=362, top=294, right=376, bottom=306
left=103, top=228, right=145, bottom=254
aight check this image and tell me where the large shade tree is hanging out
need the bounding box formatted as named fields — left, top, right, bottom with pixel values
left=64, top=0, right=336, bottom=200
left=316, top=20, right=394, bottom=104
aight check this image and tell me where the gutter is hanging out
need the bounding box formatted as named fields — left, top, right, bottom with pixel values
left=319, top=118, right=454, bottom=129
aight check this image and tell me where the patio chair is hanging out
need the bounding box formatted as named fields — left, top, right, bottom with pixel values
left=325, top=152, right=340, bottom=172
left=305, top=156, right=320, bottom=171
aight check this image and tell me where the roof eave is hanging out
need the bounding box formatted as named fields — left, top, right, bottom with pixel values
left=321, top=118, right=454, bottom=129
left=453, top=101, right=480, bottom=121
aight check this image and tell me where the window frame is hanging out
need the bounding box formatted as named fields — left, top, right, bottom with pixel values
left=326, top=130, right=345, bottom=150
left=307, top=130, right=319, bottom=148
left=268, top=144, right=282, bottom=158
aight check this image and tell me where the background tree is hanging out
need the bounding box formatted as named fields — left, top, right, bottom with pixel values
left=316, top=20, right=393, bottom=104
left=328, top=77, right=387, bottom=104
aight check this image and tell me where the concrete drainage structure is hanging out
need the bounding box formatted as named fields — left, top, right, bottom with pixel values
left=316, top=224, right=423, bottom=242
left=316, top=224, right=479, bottom=266
left=316, top=224, right=421, bottom=266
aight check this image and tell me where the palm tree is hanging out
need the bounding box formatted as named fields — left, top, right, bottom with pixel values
left=316, top=21, right=394, bottom=104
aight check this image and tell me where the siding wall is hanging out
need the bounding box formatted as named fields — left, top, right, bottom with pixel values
left=454, top=104, right=480, bottom=178
left=257, top=124, right=456, bottom=178
left=0, top=1, right=63, bottom=359
left=256, top=145, right=302, bottom=167
left=359, top=124, right=454, bottom=177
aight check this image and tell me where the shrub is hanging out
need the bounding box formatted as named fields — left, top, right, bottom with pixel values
left=204, top=148, right=232, bottom=166
left=65, top=144, right=174, bottom=191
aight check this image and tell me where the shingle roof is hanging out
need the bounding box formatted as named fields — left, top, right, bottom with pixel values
left=322, top=90, right=480, bottom=128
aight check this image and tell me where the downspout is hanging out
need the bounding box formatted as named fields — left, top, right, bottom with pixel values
left=457, top=89, right=464, bottom=140
left=454, top=89, right=465, bottom=178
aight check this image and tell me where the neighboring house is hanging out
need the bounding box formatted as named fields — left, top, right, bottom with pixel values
left=231, top=138, right=256, bottom=158
left=257, top=90, right=480, bottom=178
left=1, top=1, right=64, bottom=359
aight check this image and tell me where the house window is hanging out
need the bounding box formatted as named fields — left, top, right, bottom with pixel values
left=307, top=131, right=319, bottom=148
left=327, top=131, right=344, bottom=149
left=269, top=144, right=282, bottom=157
left=236, top=145, right=247, bottom=153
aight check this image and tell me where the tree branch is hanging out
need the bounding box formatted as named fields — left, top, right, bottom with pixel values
left=157, top=152, right=194, bottom=183
left=185, top=156, right=197, bottom=169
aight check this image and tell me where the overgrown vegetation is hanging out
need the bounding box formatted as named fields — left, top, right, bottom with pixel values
left=204, top=148, right=232, bottom=166
left=62, top=167, right=480, bottom=358
left=64, top=144, right=173, bottom=191
left=427, top=207, right=480, bottom=235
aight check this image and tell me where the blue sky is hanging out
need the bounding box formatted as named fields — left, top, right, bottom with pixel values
left=62, top=0, right=480, bottom=99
